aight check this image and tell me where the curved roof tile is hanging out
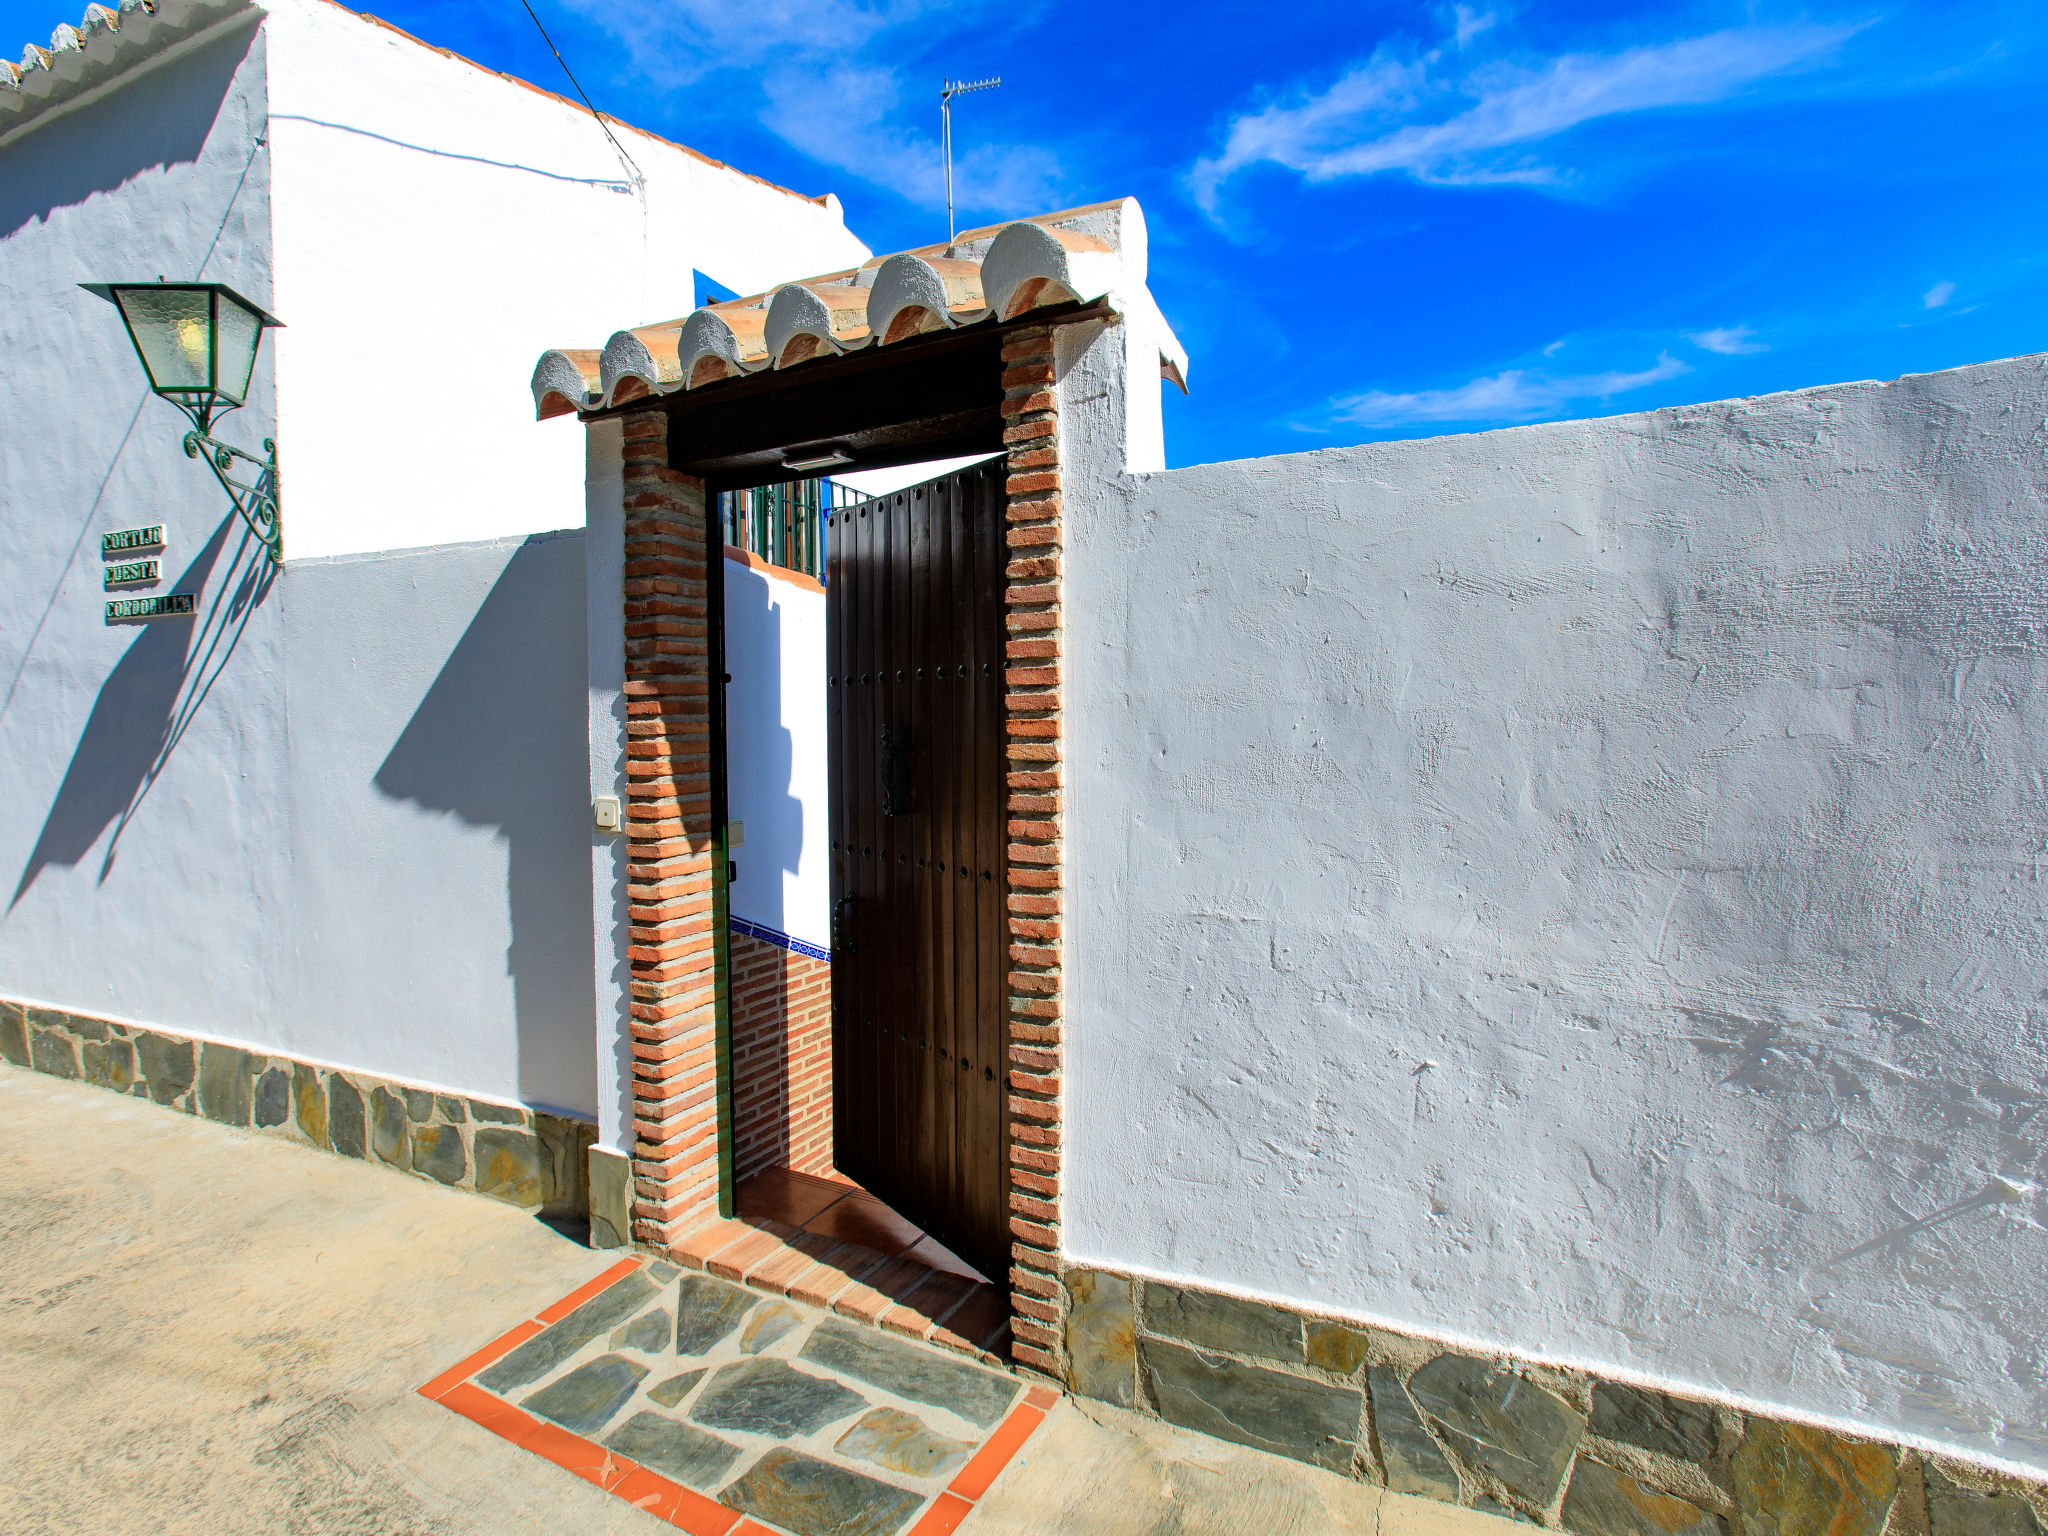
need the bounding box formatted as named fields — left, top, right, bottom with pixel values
left=765, top=281, right=871, bottom=369
left=3, top=0, right=255, bottom=143
left=599, top=322, right=687, bottom=402
left=981, top=221, right=1117, bottom=320
left=532, top=349, right=602, bottom=421
left=676, top=305, right=770, bottom=395
left=868, top=254, right=987, bottom=345
left=535, top=199, right=1188, bottom=418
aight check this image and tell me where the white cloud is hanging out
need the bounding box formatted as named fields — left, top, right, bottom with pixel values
left=1924, top=280, right=1956, bottom=309
left=1688, top=325, right=1767, bottom=355
left=1453, top=6, right=1497, bottom=50
left=1335, top=352, right=1690, bottom=426
left=762, top=64, right=1062, bottom=215
left=1192, top=22, right=1858, bottom=207
left=559, top=0, right=1062, bottom=217
left=562, top=0, right=931, bottom=84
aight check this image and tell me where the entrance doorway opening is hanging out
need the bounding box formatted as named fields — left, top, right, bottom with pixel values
left=716, top=446, right=1015, bottom=1354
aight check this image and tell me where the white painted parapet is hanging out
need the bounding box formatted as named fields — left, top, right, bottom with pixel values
left=1062, top=352, right=2048, bottom=1476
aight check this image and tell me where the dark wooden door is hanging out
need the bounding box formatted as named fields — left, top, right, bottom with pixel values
left=826, top=459, right=1008, bottom=1281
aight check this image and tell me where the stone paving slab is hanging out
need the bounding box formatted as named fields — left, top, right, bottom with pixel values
left=419, top=1250, right=1061, bottom=1535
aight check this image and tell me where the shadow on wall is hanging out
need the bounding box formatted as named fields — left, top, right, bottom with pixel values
left=726, top=564, right=804, bottom=933
left=0, top=17, right=257, bottom=241
left=374, top=535, right=593, bottom=1114
left=12, top=513, right=276, bottom=907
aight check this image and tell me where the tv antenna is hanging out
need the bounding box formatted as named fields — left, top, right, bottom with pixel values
left=941, top=76, right=1001, bottom=241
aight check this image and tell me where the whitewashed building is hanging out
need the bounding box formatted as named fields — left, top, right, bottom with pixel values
left=0, top=0, right=865, bottom=1167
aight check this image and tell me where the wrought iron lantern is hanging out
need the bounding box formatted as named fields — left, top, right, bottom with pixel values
left=83, top=281, right=285, bottom=562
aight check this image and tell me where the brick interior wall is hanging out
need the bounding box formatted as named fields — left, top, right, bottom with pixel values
left=728, top=930, right=834, bottom=1180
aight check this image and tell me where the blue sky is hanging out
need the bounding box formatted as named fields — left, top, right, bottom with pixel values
left=15, top=0, right=2045, bottom=468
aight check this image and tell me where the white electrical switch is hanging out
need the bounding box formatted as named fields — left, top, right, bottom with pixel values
left=728, top=820, right=744, bottom=847
left=593, top=796, right=622, bottom=833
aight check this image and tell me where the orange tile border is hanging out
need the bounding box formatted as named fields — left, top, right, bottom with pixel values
left=417, top=1318, right=544, bottom=1401
left=417, top=1259, right=642, bottom=1403
left=536, top=1255, right=645, bottom=1323
left=614, top=1464, right=742, bottom=1534
left=419, top=1258, right=1055, bottom=1536
left=946, top=1401, right=1048, bottom=1502
left=906, top=1491, right=975, bottom=1536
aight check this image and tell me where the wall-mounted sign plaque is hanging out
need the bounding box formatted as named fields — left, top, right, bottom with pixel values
left=107, top=593, right=195, bottom=623
left=104, top=559, right=160, bottom=589
left=103, top=525, right=165, bottom=556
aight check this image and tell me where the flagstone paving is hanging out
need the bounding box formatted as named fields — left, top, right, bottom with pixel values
left=422, top=1253, right=1050, bottom=1534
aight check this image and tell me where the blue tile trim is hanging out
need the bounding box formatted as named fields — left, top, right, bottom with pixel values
left=729, top=914, right=830, bottom=964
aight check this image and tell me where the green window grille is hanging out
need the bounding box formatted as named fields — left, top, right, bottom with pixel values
left=718, top=478, right=872, bottom=582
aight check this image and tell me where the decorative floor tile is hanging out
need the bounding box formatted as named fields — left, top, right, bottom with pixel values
left=419, top=1255, right=1057, bottom=1536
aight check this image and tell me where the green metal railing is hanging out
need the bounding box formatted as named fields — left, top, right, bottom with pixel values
left=719, top=479, right=871, bottom=582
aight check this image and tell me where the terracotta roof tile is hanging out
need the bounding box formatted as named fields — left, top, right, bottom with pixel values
left=534, top=197, right=1190, bottom=419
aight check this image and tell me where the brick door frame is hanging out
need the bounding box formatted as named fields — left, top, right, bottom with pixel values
left=618, top=411, right=730, bottom=1248
left=609, top=321, right=1073, bottom=1380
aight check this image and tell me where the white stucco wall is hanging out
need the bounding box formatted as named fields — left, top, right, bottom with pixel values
left=263, top=0, right=871, bottom=560
left=282, top=531, right=594, bottom=1113
left=1064, top=351, right=2048, bottom=1474
left=0, top=15, right=290, bottom=1071
left=724, top=557, right=830, bottom=952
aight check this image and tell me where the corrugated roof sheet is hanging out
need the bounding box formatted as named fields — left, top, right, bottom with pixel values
left=533, top=198, right=1189, bottom=420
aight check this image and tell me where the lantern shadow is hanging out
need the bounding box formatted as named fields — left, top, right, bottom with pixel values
left=10, top=511, right=277, bottom=908
left=372, top=534, right=594, bottom=1115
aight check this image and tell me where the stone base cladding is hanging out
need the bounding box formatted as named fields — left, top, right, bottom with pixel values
left=1, top=996, right=594, bottom=1216
left=728, top=927, right=833, bottom=1181
left=1000, top=324, right=1066, bottom=1379
left=1064, top=1266, right=2048, bottom=1536
left=620, top=408, right=726, bottom=1248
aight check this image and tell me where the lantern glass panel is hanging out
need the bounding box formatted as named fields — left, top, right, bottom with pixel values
left=212, top=289, right=263, bottom=406
left=113, top=285, right=211, bottom=396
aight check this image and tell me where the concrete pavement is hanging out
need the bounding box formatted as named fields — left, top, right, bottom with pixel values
left=0, top=1062, right=1515, bottom=1536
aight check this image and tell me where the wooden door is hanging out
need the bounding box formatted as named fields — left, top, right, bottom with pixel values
left=826, top=459, right=1008, bottom=1281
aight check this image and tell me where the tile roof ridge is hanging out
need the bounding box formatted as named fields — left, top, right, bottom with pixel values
left=324, top=0, right=833, bottom=209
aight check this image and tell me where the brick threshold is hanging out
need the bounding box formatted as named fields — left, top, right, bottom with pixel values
left=661, top=1188, right=1011, bottom=1366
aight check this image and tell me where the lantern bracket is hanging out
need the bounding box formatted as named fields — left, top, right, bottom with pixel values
left=181, top=424, right=281, bottom=564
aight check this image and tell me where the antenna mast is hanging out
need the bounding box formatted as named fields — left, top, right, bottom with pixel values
left=940, top=76, right=1001, bottom=242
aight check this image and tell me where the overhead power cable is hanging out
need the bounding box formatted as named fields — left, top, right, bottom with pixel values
left=514, top=0, right=645, bottom=187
